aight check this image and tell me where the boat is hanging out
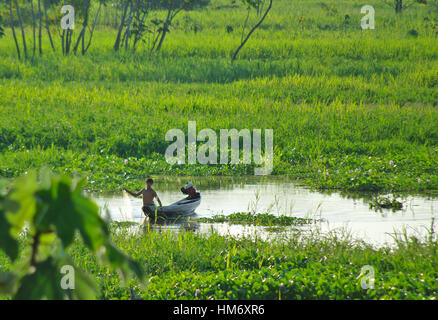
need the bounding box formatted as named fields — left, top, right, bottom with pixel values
left=144, top=195, right=201, bottom=220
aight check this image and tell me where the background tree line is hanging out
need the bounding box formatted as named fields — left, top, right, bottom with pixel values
left=1, top=0, right=437, bottom=60
left=0, top=0, right=213, bottom=57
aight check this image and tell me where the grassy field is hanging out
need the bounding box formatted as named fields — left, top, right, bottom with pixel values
left=0, top=0, right=437, bottom=193
left=78, top=223, right=438, bottom=300
left=3, top=222, right=438, bottom=300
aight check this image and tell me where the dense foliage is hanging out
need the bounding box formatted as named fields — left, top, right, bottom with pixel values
left=3, top=217, right=437, bottom=299
left=0, top=171, right=143, bottom=299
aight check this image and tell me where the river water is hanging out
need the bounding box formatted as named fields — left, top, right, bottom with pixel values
left=92, top=176, right=437, bottom=246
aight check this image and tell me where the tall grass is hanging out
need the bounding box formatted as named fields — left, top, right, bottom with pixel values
left=57, top=221, right=438, bottom=299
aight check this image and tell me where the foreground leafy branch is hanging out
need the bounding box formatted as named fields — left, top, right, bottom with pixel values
left=0, top=171, right=143, bottom=299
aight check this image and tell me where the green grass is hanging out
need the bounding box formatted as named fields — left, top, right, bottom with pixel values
left=196, top=212, right=313, bottom=226
left=369, top=195, right=404, bottom=212
left=3, top=222, right=436, bottom=300
left=0, top=0, right=437, bottom=193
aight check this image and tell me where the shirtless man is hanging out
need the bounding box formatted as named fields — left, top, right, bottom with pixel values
left=123, top=178, right=162, bottom=216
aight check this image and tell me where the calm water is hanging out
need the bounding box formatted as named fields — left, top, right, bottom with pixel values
left=92, top=176, right=437, bottom=246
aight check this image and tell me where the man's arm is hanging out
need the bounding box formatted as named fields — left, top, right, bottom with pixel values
left=123, top=188, right=143, bottom=197
left=154, top=192, right=163, bottom=207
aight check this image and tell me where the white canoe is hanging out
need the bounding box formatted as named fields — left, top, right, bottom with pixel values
left=145, top=195, right=201, bottom=219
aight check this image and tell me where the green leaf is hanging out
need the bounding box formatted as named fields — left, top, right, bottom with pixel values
left=71, top=266, right=99, bottom=300
left=33, top=175, right=108, bottom=251
left=6, top=172, right=39, bottom=237
left=0, top=272, right=18, bottom=296
left=104, top=242, right=144, bottom=282
left=58, top=256, right=99, bottom=300
left=46, top=177, right=81, bottom=247
left=73, top=195, right=108, bottom=251
left=0, top=203, right=19, bottom=261
left=4, top=170, right=143, bottom=300
left=14, top=258, right=65, bottom=300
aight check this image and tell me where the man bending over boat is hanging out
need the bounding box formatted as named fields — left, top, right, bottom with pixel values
left=123, top=178, right=162, bottom=216
left=181, top=182, right=201, bottom=199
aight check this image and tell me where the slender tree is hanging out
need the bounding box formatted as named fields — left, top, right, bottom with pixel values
left=0, top=15, right=5, bottom=39
left=231, top=0, right=273, bottom=63
left=8, top=0, right=21, bottom=58
left=383, top=0, right=427, bottom=13
left=83, top=0, right=103, bottom=53
left=124, top=0, right=134, bottom=49
left=30, top=0, right=37, bottom=57
left=131, top=2, right=150, bottom=51
left=38, top=0, right=43, bottom=54
left=152, top=0, right=209, bottom=52
left=114, top=0, right=130, bottom=50
left=60, top=1, right=76, bottom=55
left=395, top=0, right=403, bottom=12
left=113, top=0, right=209, bottom=52
left=115, top=0, right=153, bottom=51
left=59, top=0, right=105, bottom=55
left=71, top=0, right=90, bottom=54
left=43, top=0, right=56, bottom=52
left=74, top=0, right=104, bottom=54
left=154, top=2, right=176, bottom=52
left=13, top=0, right=28, bottom=58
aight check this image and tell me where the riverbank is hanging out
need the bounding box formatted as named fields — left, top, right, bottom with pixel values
left=13, top=222, right=436, bottom=299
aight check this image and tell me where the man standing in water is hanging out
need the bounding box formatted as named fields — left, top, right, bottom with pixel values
left=123, top=178, right=162, bottom=216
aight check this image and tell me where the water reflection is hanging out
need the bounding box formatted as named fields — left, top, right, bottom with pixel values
left=93, top=176, right=437, bottom=246
left=139, top=217, right=201, bottom=233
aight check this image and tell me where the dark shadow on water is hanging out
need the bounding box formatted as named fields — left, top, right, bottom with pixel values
left=140, top=216, right=201, bottom=233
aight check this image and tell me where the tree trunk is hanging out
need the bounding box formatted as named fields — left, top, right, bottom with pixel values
left=14, top=0, right=28, bottom=58
left=124, top=0, right=134, bottom=50
left=395, top=0, right=403, bottom=13
left=30, top=0, right=36, bottom=57
left=61, top=29, right=65, bottom=55
left=155, top=26, right=168, bottom=52
left=73, top=0, right=91, bottom=54
left=231, top=0, right=273, bottom=63
left=114, top=0, right=130, bottom=51
left=38, top=0, right=42, bottom=55
left=66, top=29, right=73, bottom=55
left=133, top=11, right=147, bottom=52
left=156, top=9, right=171, bottom=52
left=84, top=1, right=102, bottom=53
left=43, top=0, right=55, bottom=52
left=8, top=0, right=21, bottom=59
